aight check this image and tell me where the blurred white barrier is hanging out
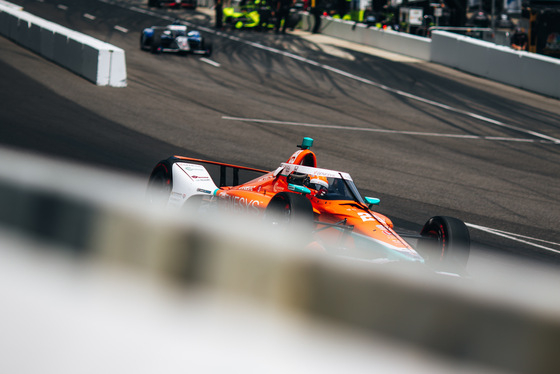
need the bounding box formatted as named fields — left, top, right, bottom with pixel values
left=0, top=2, right=126, bottom=87
left=297, top=13, right=560, bottom=99
left=2, top=146, right=560, bottom=374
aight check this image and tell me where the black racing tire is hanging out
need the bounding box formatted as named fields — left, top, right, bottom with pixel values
left=140, top=34, right=152, bottom=51
left=203, top=41, right=213, bottom=57
left=263, top=192, right=314, bottom=236
left=146, top=160, right=173, bottom=206
left=150, top=34, right=161, bottom=54
left=148, top=0, right=158, bottom=7
left=417, top=216, right=470, bottom=273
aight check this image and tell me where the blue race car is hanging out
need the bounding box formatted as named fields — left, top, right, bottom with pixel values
left=140, top=23, right=212, bottom=56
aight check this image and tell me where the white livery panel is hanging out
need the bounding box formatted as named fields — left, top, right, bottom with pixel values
left=168, top=163, right=219, bottom=207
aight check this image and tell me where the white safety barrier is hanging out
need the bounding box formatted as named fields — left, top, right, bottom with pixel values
left=0, top=2, right=127, bottom=87
left=431, top=30, right=560, bottom=99
left=299, top=13, right=431, bottom=61
left=1, top=145, right=560, bottom=374
left=298, top=13, right=560, bottom=99
left=299, top=12, right=432, bottom=61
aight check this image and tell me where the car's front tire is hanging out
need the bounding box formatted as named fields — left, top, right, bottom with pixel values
left=150, top=34, right=162, bottom=54
left=263, top=192, right=314, bottom=236
left=417, top=216, right=471, bottom=273
left=140, top=34, right=152, bottom=51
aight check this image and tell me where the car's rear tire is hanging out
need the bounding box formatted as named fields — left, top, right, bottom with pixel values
left=203, top=41, right=213, bottom=57
left=417, top=216, right=470, bottom=273
left=147, top=160, right=173, bottom=206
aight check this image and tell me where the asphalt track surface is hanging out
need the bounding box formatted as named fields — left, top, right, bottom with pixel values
left=2, top=0, right=560, bottom=276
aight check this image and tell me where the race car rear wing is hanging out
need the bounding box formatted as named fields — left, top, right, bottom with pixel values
left=170, top=156, right=270, bottom=187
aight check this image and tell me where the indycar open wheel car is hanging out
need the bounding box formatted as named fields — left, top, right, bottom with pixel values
left=147, top=137, right=471, bottom=275
left=140, top=21, right=212, bottom=56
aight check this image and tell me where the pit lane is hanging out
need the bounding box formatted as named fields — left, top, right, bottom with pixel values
left=1, top=0, right=560, bottom=273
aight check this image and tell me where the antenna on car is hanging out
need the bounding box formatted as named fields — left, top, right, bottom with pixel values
left=298, top=137, right=314, bottom=150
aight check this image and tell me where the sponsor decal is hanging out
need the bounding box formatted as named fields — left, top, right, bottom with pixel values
left=280, top=163, right=353, bottom=180
left=169, top=192, right=183, bottom=203
left=376, top=225, right=392, bottom=236
left=190, top=175, right=210, bottom=181
left=287, top=150, right=303, bottom=164
left=196, top=188, right=212, bottom=194
left=178, top=163, right=212, bottom=182
left=257, top=174, right=275, bottom=182
left=179, top=164, right=205, bottom=171
left=219, top=194, right=261, bottom=214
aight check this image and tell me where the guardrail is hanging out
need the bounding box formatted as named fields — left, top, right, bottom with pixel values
left=298, top=13, right=560, bottom=99
left=1, top=145, right=560, bottom=373
left=0, top=2, right=127, bottom=87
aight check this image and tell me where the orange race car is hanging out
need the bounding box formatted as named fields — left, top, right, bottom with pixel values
left=147, top=137, right=470, bottom=274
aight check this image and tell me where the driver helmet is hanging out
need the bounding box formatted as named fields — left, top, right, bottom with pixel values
left=307, top=175, right=329, bottom=196
left=163, top=30, right=172, bottom=36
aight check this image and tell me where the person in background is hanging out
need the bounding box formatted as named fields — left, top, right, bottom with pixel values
left=275, top=0, right=292, bottom=33
left=363, top=6, right=377, bottom=28
left=215, top=0, right=223, bottom=29
left=511, top=27, right=528, bottom=51
left=257, top=0, right=273, bottom=31
left=311, top=0, right=322, bottom=33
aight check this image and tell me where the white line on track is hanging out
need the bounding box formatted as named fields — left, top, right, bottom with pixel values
left=466, top=223, right=560, bottom=254
left=216, top=32, right=560, bottom=144
left=200, top=58, right=221, bottom=67
left=57, top=4, right=68, bottom=10
left=83, top=13, right=96, bottom=21
left=114, top=25, right=129, bottom=33
left=221, top=116, right=552, bottom=143
left=119, top=1, right=560, bottom=144
left=216, top=33, right=560, bottom=144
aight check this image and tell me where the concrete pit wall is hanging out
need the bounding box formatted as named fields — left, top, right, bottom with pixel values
left=0, top=2, right=127, bottom=87
left=298, top=13, right=560, bottom=99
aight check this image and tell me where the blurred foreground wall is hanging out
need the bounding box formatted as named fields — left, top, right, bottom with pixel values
left=2, top=146, right=560, bottom=374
